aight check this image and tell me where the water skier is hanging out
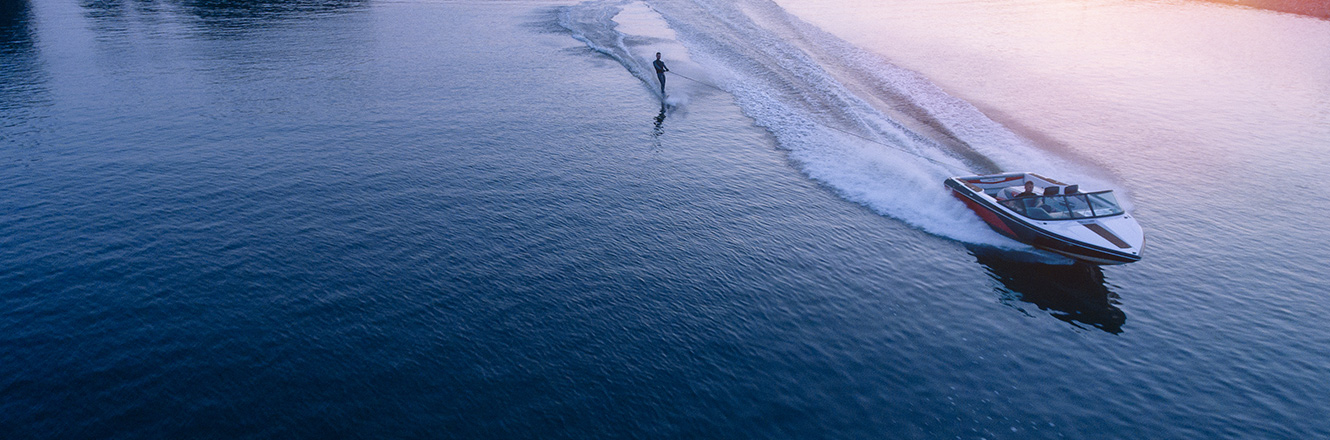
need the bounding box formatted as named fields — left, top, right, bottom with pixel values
left=653, top=52, right=669, bottom=95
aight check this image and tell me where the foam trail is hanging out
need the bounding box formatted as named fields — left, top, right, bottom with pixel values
left=562, top=0, right=1121, bottom=253
left=558, top=1, right=698, bottom=105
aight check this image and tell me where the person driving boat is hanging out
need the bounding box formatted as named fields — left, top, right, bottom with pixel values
left=1016, top=181, right=1040, bottom=198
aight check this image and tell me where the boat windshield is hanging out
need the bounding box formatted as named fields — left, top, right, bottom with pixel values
left=999, top=191, right=1124, bottom=220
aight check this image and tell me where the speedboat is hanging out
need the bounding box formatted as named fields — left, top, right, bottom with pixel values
left=945, top=172, right=1143, bottom=264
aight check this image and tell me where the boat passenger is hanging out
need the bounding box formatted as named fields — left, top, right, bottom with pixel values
left=1016, top=181, right=1040, bottom=198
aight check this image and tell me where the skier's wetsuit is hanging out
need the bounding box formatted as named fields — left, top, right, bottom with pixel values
left=653, top=58, right=668, bottom=94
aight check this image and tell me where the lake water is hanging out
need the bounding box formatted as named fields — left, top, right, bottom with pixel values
left=2, top=0, right=1328, bottom=438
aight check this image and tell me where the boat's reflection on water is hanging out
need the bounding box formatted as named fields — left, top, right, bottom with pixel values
left=969, top=246, right=1127, bottom=334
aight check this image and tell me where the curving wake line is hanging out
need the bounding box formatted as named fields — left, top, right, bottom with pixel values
left=557, top=1, right=687, bottom=107
left=559, top=0, right=1121, bottom=251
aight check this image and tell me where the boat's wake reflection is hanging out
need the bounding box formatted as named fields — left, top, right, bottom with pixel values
left=969, top=247, right=1127, bottom=334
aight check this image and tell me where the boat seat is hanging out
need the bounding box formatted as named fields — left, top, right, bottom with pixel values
left=997, top=187, right=1023, bottom=201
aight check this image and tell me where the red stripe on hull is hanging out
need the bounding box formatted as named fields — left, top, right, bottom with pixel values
left=952, top=191, right=1018, bottom=238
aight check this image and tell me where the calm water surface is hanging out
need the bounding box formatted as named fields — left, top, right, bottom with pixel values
left=2, top=0, right=1328, bottom=438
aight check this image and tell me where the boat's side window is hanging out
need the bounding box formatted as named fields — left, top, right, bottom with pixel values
left=1000, top=199, right=1027, bottom=217
left=1003, top=198, right=1056, bottom=220
left=1038, top=197, right=1070, bottom=219
left=1086, top=192, right=1124, bottom=216
left=1064, top=195, right=1095, bottom=219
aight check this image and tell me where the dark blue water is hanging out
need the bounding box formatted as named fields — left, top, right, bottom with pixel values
left=3, top=0, right=1328, bottom=438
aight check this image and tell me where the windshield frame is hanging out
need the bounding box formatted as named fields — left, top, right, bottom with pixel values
left=998, top=190, right=1125, bottom=220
